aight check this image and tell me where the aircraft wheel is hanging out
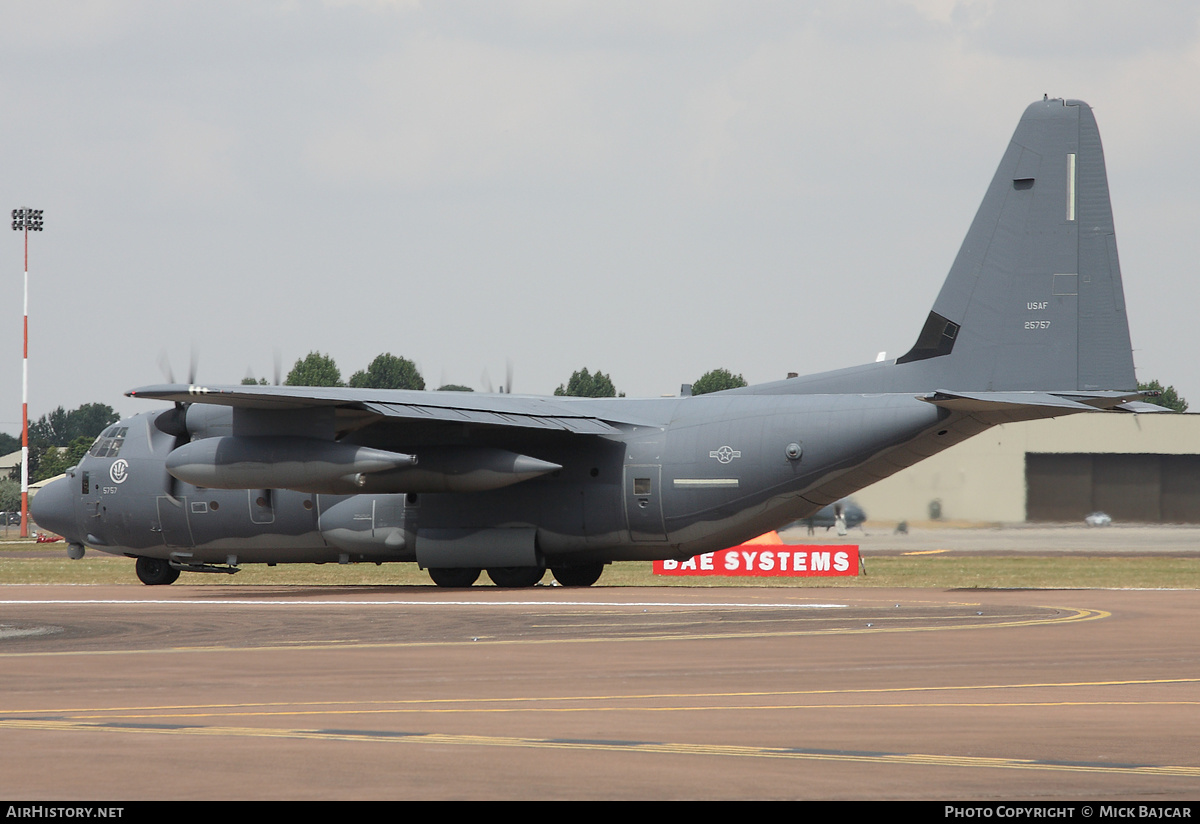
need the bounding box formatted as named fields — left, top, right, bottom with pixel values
left=486, top=566, right=545, bottom=588
left=551, top=563, right=604, bottom=587
left=135, top=557, right=180, bottom=586
left=427, top=567, right=481, bottom=588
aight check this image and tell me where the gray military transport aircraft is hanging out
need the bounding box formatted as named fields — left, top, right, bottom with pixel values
left=34, top=98, right=1153, bottom=587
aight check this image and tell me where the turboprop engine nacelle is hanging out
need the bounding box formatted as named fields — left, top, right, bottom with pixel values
left=165, top=436, right=416, bottom=494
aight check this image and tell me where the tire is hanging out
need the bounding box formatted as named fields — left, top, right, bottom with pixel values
left=135, top=557, right=180, bottom=586
left=427, top=567, right=481, bottom=588
left=551, top=563, right=604, bottom=587
left=486, top=566, right=545, bottom=588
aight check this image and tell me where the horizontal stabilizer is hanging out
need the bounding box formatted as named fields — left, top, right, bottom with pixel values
left=920, top=390, right=1153, bottom=415
left=1114, top=401, right=1170, bottom=413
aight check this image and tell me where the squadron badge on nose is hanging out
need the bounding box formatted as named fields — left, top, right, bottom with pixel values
left=110, top=459, right=129, bottom=484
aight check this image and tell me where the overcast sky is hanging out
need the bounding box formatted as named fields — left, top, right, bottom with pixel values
left=2, top=1, right=1198, bottom=433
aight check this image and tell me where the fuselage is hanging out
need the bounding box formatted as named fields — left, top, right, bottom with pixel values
left=33, top=389, right=949, bottom=569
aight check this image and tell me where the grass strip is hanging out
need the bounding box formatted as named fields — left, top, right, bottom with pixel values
left=1, top=550, right=1196, bottom=589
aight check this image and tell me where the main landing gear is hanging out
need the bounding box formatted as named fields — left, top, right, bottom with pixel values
left=426, top=566, right=542, bottom=588
left=486, top=566, right=545, bottom=588
left=550, top=562, right=604, bottom=587
left=426, top=567, right=482, bottom=588
left=425, top=563, right=606, bottom=588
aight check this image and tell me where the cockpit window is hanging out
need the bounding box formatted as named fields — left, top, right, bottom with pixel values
left=88, top=425, right=128, bottom=458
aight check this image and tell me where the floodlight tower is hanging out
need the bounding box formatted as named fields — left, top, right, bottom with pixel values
left=11, top=208, right=43, bottom=538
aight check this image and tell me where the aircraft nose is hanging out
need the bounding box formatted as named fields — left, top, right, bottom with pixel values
left=30, top=476, right=79, bottom=542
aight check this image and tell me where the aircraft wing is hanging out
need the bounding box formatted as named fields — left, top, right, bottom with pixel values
left=126, top=384, right=641, bottom=435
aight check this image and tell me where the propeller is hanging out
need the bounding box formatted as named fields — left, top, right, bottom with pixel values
left=481, top=359, right=514, bottom=394
left=242, top=350, right=283, bottom=386
left=155, top=348, right=199, bottom=440
left=154, top=348, right=201, bottom=499
left=158, top=347, right=198, bottom=386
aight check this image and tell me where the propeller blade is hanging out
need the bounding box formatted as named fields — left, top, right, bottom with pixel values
left=159, top=346, right=198, bottom=385
left=158, top=351, right=175, bottom=384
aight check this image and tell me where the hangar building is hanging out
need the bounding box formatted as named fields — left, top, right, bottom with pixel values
left=853, top=414, right=1200, bottom=524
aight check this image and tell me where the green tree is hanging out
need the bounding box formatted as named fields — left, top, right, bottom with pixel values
left=67, top=403, right=120, bottom=441
left=0, top=477, right=19, bottom=512
left=691, top=368, right=748, bottom=395
left=33, top=436, right=93, bottom=483
left=554, top=368, right=619, bottom=398
left=348, top=353, right=425, bottom=390
left=437, top=384, right=474, bottom=392
left=30, top=404, right=118, bottom=445
left=29, top=407, right=69, bottom=445
left=1138, top=380, right=1188, bottom=413
left=25, top=403, right=120, bottom=480
left=0, top=432, right=19, bottom=456
left=241, top=376, right=269, bottom=386
left=285, top=352, right=343, bottom=387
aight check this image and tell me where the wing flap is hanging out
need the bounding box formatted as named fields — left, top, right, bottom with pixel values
left=360, top=401, right=621, bottom=434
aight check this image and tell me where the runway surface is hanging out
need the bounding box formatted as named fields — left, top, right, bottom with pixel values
left=1, top=584, right=1198, bottom=800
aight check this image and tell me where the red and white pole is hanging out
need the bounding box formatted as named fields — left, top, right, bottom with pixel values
left=20, top=227, right=29, bottom=537
left=11, top=208, right=42, bottom=539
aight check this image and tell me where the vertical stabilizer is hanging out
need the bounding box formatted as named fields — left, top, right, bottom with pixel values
left=896, top=98, right=1135, bottom=392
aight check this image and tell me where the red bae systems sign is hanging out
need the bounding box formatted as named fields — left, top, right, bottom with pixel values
left=653, top=533, right=859, bottom=578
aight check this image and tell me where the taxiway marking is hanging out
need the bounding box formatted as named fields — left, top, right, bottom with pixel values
left=6, top=677, right=1195, bottom=718
left=0, top=605, right=1110, bottom=658
left=0, top=717, right=1196, bottom=778
left=0, top=598, right=850, bottom=608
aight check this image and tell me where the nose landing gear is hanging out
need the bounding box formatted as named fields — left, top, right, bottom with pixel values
left=135, top=556, right=180, bottom=586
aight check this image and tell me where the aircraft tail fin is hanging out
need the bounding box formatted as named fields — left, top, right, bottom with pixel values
left=766, top=98, right=1137, bottom=397
left=896, top=97, right=1135, bottom=392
